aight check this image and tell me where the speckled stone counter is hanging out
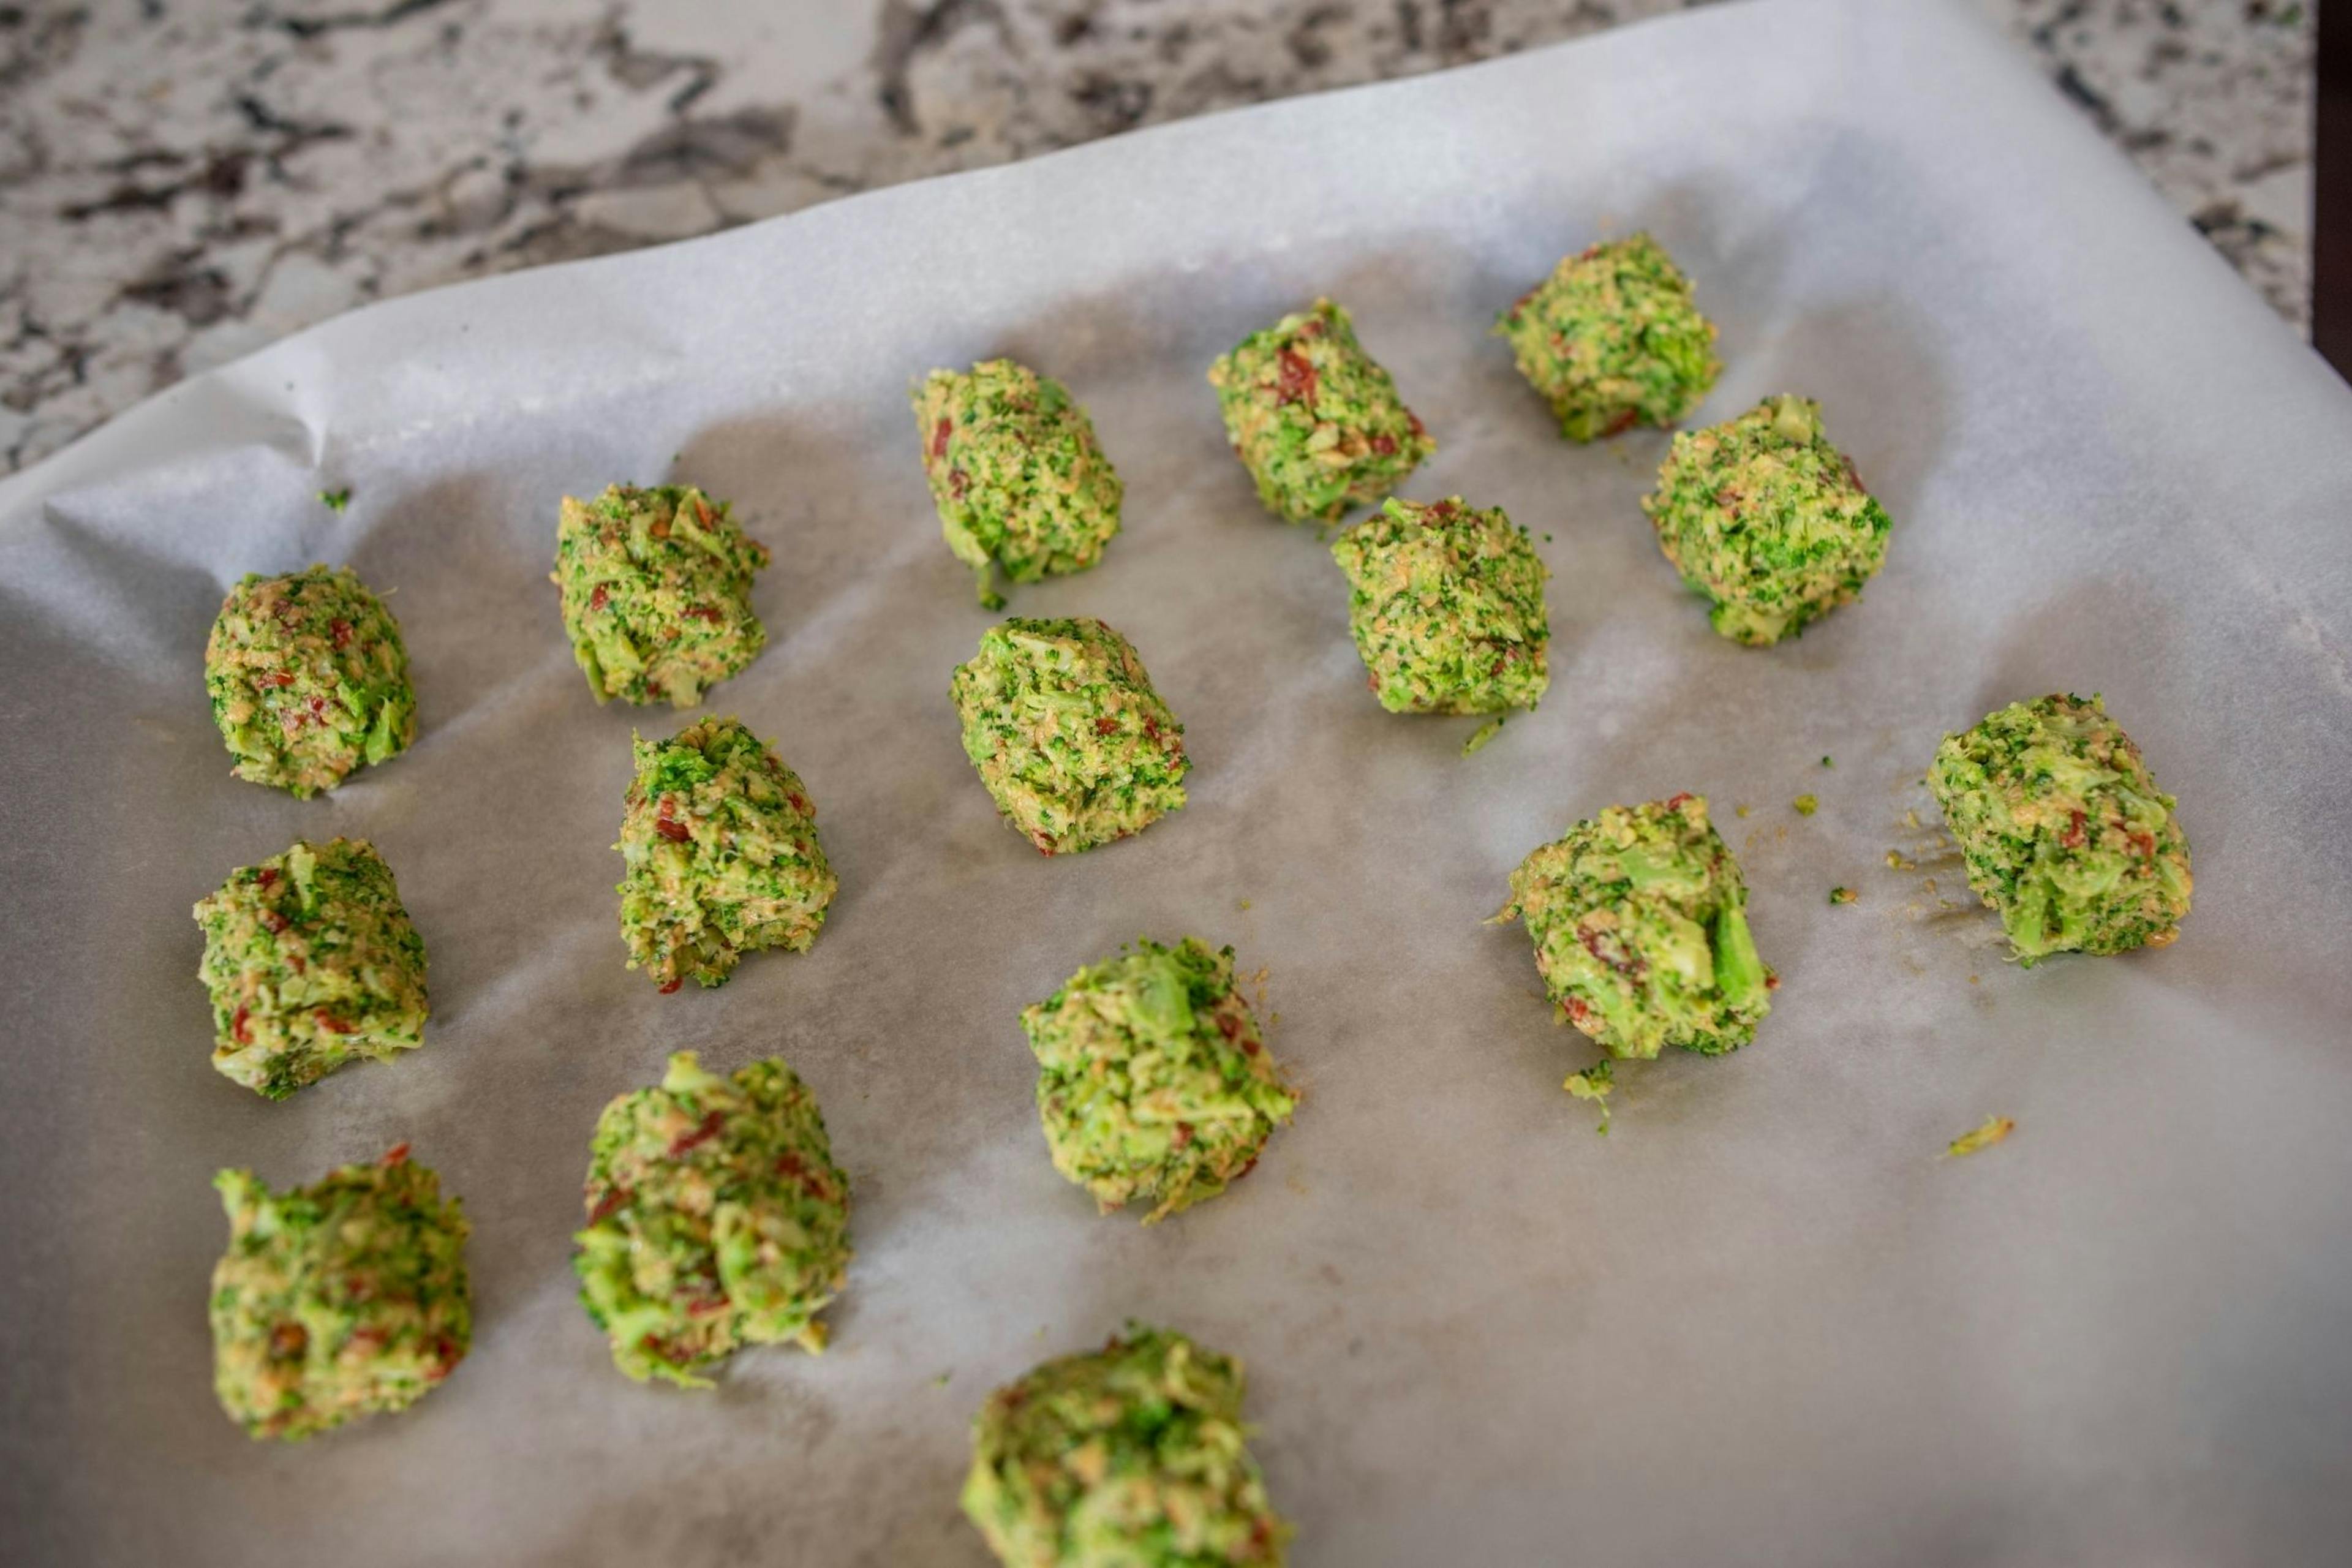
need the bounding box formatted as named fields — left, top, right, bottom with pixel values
left=0, top=0, right=2315, bottom=473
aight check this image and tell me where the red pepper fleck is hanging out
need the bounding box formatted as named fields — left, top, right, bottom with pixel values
left=948, top=467, right=969, bottom=499
left=1241, top=1038, right=1261, bottom=1057
left=1095, top=716, right=1118, bottom=736
left=2062, top=810, right=2087, bottom=849
left=314, top=1010, right=354, bottom=1035
left=330, top=618, right=353, bottom=650
left=930, top=417, right=953, bottom=461
left=255, top=868, right=278, bottom=889
left=588, top=582, right=609, bottom=612
left=260, top=910, right=289, bottom=935
left=1275, top=348, right=1318, bottom=405
left=1664, top=791, right=1695, bottom=809
left=659, top=976, right=684, bottom=994
left=685, top=1297, right=727, bottom=1317
left=787, top=793, right=812, bottom=815
left=346, top=1325, right=388, bottom=1349
left=1765, top=973, right=1782, bottom=992
left=268, top=1322, right=309, bottom=1360
left=426, top=1336, right=459, bottom=1380
left=1234, top=1155, right=1261, bottom=1181
left=1299, top=314, right=1326, bottom=339
left=654, top=817, right=691, bottom=843
left=1172, top=1123, right=1194, bottom=1149
left=1215, top=1012, right=1242, bottom=1040
left=774, top=1150, right=807, bottom=1178
left=588, top=1185, right=629, bottom=1224
left=287, top=954, right=304, bottom=975
left=1605, top=408, right=1640, bottom=437
left=649, top=510, right=671, bottom=540
left=380, top=1143, right=410, bottom=1167
left=1370, top=432, right=1398, bottom=456
left=693, top=496, right=715, bottom=527
left=1566, top=997, right=1594, bottom=1026
left=230, top=1006, right=252, bottom=1046
left=668, top=1110, right=725, bottom=1157
left=2127, top=829, right=2157, bottom=858
left=684, top=605, right=723, bottom=623
left=1842, top=454, right=1868, bottom=493
left=1407, top=410, right=1427, bottom=438
left=258, top=671, right=296, bottom=688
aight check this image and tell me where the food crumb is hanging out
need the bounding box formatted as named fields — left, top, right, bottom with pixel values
left=1238, top=899, right=1253, bottom=911
left=1563, top=1060, right=1613, bottom=1135
left=1463, top=715, right=1507, bottom=756
left=933, top=1371, right=953, bottom=1388
left=318, top=488, right=352, bottom=513
left=1820, top=755, right=1834, bottom=768
left=1947, top=1116, right=2016, bottom=1157
left=1542, top=532, right=1554, bottom=542
left=1735, top=804, right=1751, bottom=818
left=1886, top=850, right=1914, bottom=870
left=1829, top=886, right=1856, bottom=905
left=1793, top=794, right=1818, bottom=816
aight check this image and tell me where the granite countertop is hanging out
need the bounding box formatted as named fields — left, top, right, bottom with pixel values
left=0, top=0, right=2316, bottom=475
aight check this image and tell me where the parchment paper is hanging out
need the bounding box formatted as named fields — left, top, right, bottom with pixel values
left=6, top=2, right=2352, bottom=1563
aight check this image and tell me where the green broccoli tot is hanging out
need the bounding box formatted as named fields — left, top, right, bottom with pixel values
left=1496, top=793, right=1774, bottom=1059
left=616, top=716, right=837, bottom=990
left=203, top=564, right=415, bottom=796
left=962, top=1324, right=1292, bottom=1567
left=1207, top=297, right=1433, bottom=524
left=209, top=1146, right=470, bottom=1441
left=1020, top=938, right=1296, bottom=1223
left=1928, top=693, right=2191, bottom=963
left=1330, top=496, right=1551, bottom=718
left=193, top=837, right=429, bottom=1098
left=574, top=1052, right=851, bottom=1387
left=1493, top=232, right=1721, bottom=440
left=552, top=484, right=770, bottom=706
left=914, top=360, right=1124, bottom=608
left=952, top=617, right=1189, bottom=855
left=1642, top=394, right=1892, bottom=645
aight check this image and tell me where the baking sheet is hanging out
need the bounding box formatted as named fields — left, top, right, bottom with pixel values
left=6, top=1, right=2352, bottom=1562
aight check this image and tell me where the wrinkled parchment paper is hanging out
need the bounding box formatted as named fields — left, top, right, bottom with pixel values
left=7, top=2, right=2352, bottom=1562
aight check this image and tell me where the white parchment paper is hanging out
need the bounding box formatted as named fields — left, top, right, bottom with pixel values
left=6, top=2, right=2352, bottom=1562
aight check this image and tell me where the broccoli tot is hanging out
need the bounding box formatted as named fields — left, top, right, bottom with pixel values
left=1642, top=394, right=1892, bottom=645
left=1496, top=792, right=1774, bottom=1059
left=203, top=564, right=415, bottom=796
left=1929, top=693, right=2191, bottom=963
left=1330, top=496, right=1551, bottom=718
left=209, top=1147, right=470, bottom=1441
left=1207, top=297, right=1433, bottom=524
left=616, top=716, right=837, bottom=990
left=552, top=484, right=770, bottom=706
left=1494, top=232, right=1721, bottom=441
left=575, top=1052, right=851, bottom=1387
left=962, top=1324, right=1292, bottom=1567
left=914, top=360, right=1124, bottom=608
left=951, top=617, right=1189, bottom=854
left=193, top=837, right=429, bottom=1099
left=1020, top=938, right=1296, bottom=1223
